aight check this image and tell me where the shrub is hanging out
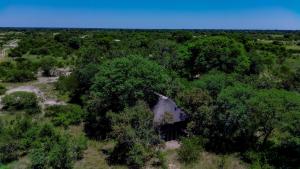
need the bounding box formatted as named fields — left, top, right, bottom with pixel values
left=48, top=138, right=73, bottom=169
left=0, top=85, right=6, bottom=95
left=0, top=60, right=37, bottom=83
left=55, top=74, right=79, bottom=98
left=0, top=117, right=34, bottom=163
left=150, top=151, right=168, bottom=169
left=242, top=151, right=273, bottom=169
left=0, top=139, right=19, bottom=163
left=45, top=104, right=85, bottom=127
left=0, top=165, right=9, bottom=169
left=4, top=69, right=36, bottom=82
left=39, top=56, right=57, bottom=76
left=70, top=134, right=88, bottom=160
left=127, top=143, right=148, bottom=168
left=193, top=71, right=235, bottom=98
left=2, top=92, right=40, bottom=114
left=178, top=137, right=203, bottom=164
left=30, top=123, right=87, bottom=169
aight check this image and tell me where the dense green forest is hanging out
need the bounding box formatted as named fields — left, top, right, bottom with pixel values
left=0, top=29, right=300, bottom=169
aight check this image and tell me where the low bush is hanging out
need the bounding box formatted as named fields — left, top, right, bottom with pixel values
left=39, top=56, right=57, bottom=76
left=126, top=143, right=149, bottom=168
left=0, top=60, right=37, bottom=83
left=45, top=104, right=85, bottom=127
left=0, top=165, right=9, bottom=169
left=108, top=102, right=161, bottom=168
left=0, top=138, right=19, bottom=163
left=0, top=85, right=6, bottom=95
left=178, top=137, right=204, bottom=164
left=0, top=117, right=88, bottom=167
left=29, top=123, right=87, bottom=169
left=242, top=151, right=273, bottom=169
left=0, top=117, right=33, bottom=163
left=2, top=92, right=40, bottom=114
left=4, top=69, right=36, bottom=82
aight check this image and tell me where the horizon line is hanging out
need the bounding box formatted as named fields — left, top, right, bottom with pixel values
left=0, top=26, right=299, bottom=31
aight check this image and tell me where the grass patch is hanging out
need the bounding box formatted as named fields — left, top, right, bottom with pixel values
left=257, top=39, right=273, bottom=44
left=5, top=156, right=31, bottom=169
left=284, top=57, right=300, bottom=72
left=182, top=152, right=247, bottom=169
left=74, top=140, right=127, bottom=169
left=286, top=45, right=300, bottom=51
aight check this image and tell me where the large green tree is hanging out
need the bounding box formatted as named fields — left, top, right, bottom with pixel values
left=185, top=36, right=250, bottom=78
left=85, top=56, right=180, bottom=138
left=108, top=101, right=161, bottom=168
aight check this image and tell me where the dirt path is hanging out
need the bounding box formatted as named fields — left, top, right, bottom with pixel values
left=165, top=140, right=181, bottom=150
left=0, top=76, right=66, bottom=111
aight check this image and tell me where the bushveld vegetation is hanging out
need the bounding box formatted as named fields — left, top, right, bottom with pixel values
left=0, top=29, right=300, bottom=169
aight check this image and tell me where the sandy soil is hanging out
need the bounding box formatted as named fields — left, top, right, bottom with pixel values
left=165, top=140, right=181, bottom=150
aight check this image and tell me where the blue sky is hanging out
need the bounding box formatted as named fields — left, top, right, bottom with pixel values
left=0, top=0, right=300, bottom=29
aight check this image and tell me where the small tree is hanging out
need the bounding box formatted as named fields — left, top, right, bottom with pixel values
left=0, top=85, right=6, bottom=95
left=40, top=56, right=57, bottom=76
left=45, top=104, right=85, bottom=127
left=108, top=102, right=161, bottom=168
left=178, top=137, right=204, bottom=164
left=2, top=92, right=40, bottom=114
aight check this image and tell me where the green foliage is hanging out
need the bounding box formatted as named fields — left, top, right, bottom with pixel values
left=2, top=92, right=40, bottom=114
left=184, top=36, right=250, bottom=78
left=172, top=31, right=193, bottom=43
left=0, top=165, right=9, bottom=169
left=249, top=51, right=276, bottom=74
left=55, top=74, right=80, bottom=100
left=248, top=89, right=300, bottom=152
left=193, top=71, right=235, bottom=98
left=48, top=138, right=73, bottom=169
left=68, top=37, right=81, bottom=49
left=214, top=84, right=258, bottom=150
left=0, top=138, right=19, bottom=163
left=126, top=143, right=149, bottom=168
left=242, top=151, right=273, bottom=169
left=2, top=30, right=300, bottom=169
left=91, top=55, right=179, bottom=112
left=177, top=88, right=213, bottom=136
left=85, top=56, right=180, bottom=138
left=0, top=117, right=33, bottom=163
left=108, top=102, right=160, bottom=168
left=45, top=104, right=85, bottom=127
left=63, top=63, right=100, bottom=103
left=0, top=59, right=37, bottom=82
left=29, top=123, right=87, bottom=169
left=0, top=85, right=6, bottom=95
left=5, top=69, right=36, bottom=82
left=148, top=39, right=181, bottom=69
left=39, top=56, right=57, bottom=76
left=178, top=137, right=204, bottom=164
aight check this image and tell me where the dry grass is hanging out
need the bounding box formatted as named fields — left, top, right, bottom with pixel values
left=165, top=150, right=181, bottom=169
left=68, top=125, right=127, bottom=169
left=182, top=152, right=248, bottom=169
left=6, top=156, right=31, bottom=169
left=164, top=150, right=248, bottom=169
left=74, top=140, right=127, bottom=169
